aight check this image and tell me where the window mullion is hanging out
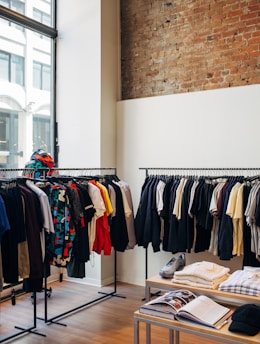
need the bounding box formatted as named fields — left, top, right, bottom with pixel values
left=0, top=4, right=57, bottom=38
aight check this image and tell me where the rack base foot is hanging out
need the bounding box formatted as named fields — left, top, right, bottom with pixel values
left=37, top=317, right=67, bottom=327
left=0, top=326, right=46, bottom=343
left=98, top=290, right=126, bottom=299
left=14, top=326, right=46, bottom=337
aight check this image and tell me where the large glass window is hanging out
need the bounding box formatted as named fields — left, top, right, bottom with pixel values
left=0, top=0, right=57, bottom=168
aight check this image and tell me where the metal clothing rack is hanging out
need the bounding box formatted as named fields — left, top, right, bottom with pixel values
left=0, top=168, right=47, bottom=342
left=40, top=249, right=125, bottom=327
left=32, top=167, right=126, bottom=326
left=0, top=292, right=46, bottom=343
left=0, top=290, right=46, bottom=343
left=139, top=167, right=260, bottom=292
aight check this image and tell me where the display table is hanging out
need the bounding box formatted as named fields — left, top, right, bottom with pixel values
left=133, top=310, right=260, bottom=344
left=133, top=275, right=260, bottom=344
left=145, top=275, right=260, bottom=306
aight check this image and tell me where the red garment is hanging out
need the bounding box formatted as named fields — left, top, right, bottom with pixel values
left=90, top=180, right=112, bottom=255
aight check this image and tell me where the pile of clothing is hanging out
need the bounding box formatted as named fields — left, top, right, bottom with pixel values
left=219, top=266, right=260, bottom=296
left=172, top=261, right=230, bottom=289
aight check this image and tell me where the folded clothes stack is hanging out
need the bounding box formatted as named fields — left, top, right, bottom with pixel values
left=171, top=261, right=230, bottom=289
left=219, top=266, right=260, bottom=296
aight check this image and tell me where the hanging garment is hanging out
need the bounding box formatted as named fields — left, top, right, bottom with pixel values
left=48, top=184, right=76, bottom=267
left=89, top=180, right=112, bottom=255
left=19, top=184, right=44, bottom=292
left=160, top=177, right=174, bottom=252
left=0, top=185, right=30, bottom=284
left=135, top=176, right=155, bottom=248
left=191, top=179, right=215, bottom=253
left=208, top=180, right=227, bottom=255
left=0, top=194, right=10, bottom=242
left=113, top=180, right=136, bottom=249
left=109, top=181, right=129, bottom=252
left=0, top=194, right=10, bottom=292
left=135, top=176, right=162, bottom=252
left=177, top=178, right=196, bottom=253
left=87, top=181, right=107, bottom=253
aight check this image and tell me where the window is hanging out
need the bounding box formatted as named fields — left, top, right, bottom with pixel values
left=0, top=51, right=24, bottom=85
left=33, top=61, right=51, bottom=91
left=0, top=52, right=9, bottom=81
left=33, top=7, right=51, bottom=40
left=0, top=0, right=25, bottom=31
left=33, top=115, right=51, bottom=152
left=33, top=7, right=51, bottom=26
left=0, top=0, right=57, bottom=168
left=0, top=112, right=18, bottom=168
left=0, top=0, right=25, bottom=14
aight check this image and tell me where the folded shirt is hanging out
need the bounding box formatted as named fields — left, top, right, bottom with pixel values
left=218, top=268, right=260, bottom=296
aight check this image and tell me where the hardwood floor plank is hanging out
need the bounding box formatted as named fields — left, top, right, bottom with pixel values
left=0, top=281, right=227, bottom=343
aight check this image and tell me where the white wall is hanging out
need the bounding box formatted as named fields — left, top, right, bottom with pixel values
left=56, top=0, right=102, bottom=168
left=56, top=0, right=119, bottom=286
left=116, top=84, right=260, bottom=286
left=56, top=0, right=119, bottom=169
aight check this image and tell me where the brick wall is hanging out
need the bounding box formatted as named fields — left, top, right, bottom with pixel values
left=120, top=0, right=260, bottom=100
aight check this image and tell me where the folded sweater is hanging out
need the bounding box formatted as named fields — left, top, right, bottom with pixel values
left=172, top=273, right=229, bottom=289
left=173, top=261, right=230, bottom=282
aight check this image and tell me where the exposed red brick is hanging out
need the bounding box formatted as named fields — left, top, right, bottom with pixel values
left=120, top=0, right=260, bottom=100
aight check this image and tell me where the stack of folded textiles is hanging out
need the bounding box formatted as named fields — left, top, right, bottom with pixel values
left=218, top=266, right=260, bottom=296
left=172, top=261, right=230, bottom=289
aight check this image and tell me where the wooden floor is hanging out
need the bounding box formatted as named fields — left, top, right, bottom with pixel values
left=0, top=280, right=226, bottom=344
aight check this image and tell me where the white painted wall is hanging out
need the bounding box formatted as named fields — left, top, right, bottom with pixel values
left=56, top=0, right=102, bottom=168
left=56, top=0, right=119, bottom=286
left=116, top=84, right=260, bottom=286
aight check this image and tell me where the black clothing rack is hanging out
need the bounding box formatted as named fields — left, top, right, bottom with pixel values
left=40, top=249, right=125, bottom=327
left=0, top=168, right=47, bottom=342
left=0, top=167, right=125, bottom=340
left=35, top=167, right=126, bottom=326
left=23, top=167, right=125, bottom=326
left=0, top=291, right=46, bottom=343
left=139, top=167, right=260, bottom=282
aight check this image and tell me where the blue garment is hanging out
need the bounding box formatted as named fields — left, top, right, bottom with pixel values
left=0, top=194, right=10, bottom=242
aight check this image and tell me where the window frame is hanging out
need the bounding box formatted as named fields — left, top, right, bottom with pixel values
left=0, top=3, right=57, bottom=38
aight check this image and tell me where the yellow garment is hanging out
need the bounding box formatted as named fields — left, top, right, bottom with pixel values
left=226, top=182, right=243, bottom=256
left=96, top=181, right=113, bottom=216
left=233, top=183, right=245, bottom=256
